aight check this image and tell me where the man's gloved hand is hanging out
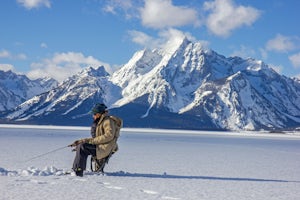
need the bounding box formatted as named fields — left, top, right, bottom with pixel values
left=68, top=138, right=91, bottom=147
left=68, top=139, right=84, bottom=147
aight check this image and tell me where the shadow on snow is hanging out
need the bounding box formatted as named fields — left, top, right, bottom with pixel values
left=106, top=171, right=298, bottom=183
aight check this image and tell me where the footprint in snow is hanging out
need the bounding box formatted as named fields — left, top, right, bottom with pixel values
left=105, top=185, right=123, bottom=190
left=162, top=196, right=181, bottom=200
left=15, top=179, right=31, bottom=182
left=30, top=179, right=48, bottom=184
left=140, top=189, right=158, bottom=195
left=71, top=177, right=88, bottom=181
left=101, top=182, right=123, bottom=190
left=141, top=189, right=180, bottom=199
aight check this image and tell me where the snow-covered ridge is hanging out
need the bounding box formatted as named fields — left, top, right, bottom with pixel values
left=0, top=70, right=57, bottom=111
left=2, top=37, right=300, bottom=131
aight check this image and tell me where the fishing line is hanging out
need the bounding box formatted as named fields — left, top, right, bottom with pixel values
left=22, top=145, right=69, bottom=163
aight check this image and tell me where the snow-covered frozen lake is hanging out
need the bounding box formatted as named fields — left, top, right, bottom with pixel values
left=0, top=125, right=300, bottom=200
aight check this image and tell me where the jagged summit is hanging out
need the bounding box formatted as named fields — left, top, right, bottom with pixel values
left=2, top=39, right=300, bottom=130
left=0, top=70, right=57, bottom=112
left=111, top=38, right=300, bottom=130
left=5, top=66, right=121, bottom=125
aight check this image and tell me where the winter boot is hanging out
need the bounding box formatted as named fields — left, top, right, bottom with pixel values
left=74, top=168, right=83, bottom=177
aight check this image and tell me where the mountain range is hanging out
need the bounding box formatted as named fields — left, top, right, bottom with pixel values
left=1, top=37, right=300, bottom=131
left=0, top=70, right=57, bottom=112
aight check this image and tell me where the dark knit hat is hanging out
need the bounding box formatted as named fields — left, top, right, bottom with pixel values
left=91, top=103, right=107, bottom=114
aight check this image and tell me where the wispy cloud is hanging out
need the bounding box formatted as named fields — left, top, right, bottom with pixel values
left=203, top=0, right=261, bottom=37
left=289, top=52, right=300, bottom=68
left=140, top=0, right=200, bottom=29
left=0, top=49, right=27, bottom=60
left=128, top=30, right=159, bottom=48
left=230, top=45, right=257, bottom=59
left=102, top=0, right=261, bottom=38
left=128, top=28, right=208, bottom=52
left=102, top=0, right=139, bottom=19
left=0, top=50, right=11, bottom=58
left=0, top=64, right=15, bottom=72
left=40, top=42, right=48, bottom=48
left=268, top=63, right=283, bottom=74
left=17, top=0, right=51, bottom=9
left=0, top=49, right=25, bottom=73
left=27, top=52, right=111, bottom=82
left=266, top=34, right=298, bottom=52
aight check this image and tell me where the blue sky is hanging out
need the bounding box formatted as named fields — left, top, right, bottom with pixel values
left=0, top=0, right=299, bottom=82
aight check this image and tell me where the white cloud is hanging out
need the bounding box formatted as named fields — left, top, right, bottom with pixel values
left=266, top=34, right=297, bottom=52
left=128, top=30, right=162, bottom=49
left=259, top=48, right=268, bottom=60
left=16, top=53, right=27, bottom=60
left=101, top=0, right=261, bottom=38
left=158, top=28, right=200, bottom=50
left=17, top=0, right=51, bottom=9
left=140, top=0, right=200, bottom=29
left=27, top=52, right=111, bottom=82
left=0, top=64, right=15, bottom=72
left=0, top=50, right=11, bottom=58
left=102, top=0, right=137, bottom=19
left=101, top=0, right=200, bottom=28
left=289, top=52, right=300, bottom=68
left=0, top=49, right=27, bottom=60
left=268, top=63, right=283, bottom=74
left=40, top=42, right=48, bottom=48
left=230, top=45, right=256, bottom=59
left=128, top=28, right=201, bottom=50
left=204, top=0, right=261, bottom=37
left=103, top=5, right=116, bottom=15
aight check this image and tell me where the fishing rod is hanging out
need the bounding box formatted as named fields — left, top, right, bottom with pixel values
left=22, top=145, right=70, bottom=163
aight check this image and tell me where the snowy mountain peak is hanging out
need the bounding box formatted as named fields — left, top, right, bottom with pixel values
left=79, top=66, right=109, bottom=77
left=62, top=66, right=109, bottom=84
left=2, top=39, right=300, bottom=131
left=110, top=39, right=300, bottom=130
left=161, top=36, right=190, bottom=55
left=5, top=65, right=121, bottom=123
left=111, top=49, right=162, bottom=88
left=34, top=77, right=58, bottom=91
left=0, top=70, right=57, bottom=112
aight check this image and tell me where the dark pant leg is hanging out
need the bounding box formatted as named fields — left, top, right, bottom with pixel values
left=73, top=143, right=96, bottom=171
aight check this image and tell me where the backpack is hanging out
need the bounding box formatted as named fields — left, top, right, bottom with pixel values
left=108, top=115, right=123, bottom=138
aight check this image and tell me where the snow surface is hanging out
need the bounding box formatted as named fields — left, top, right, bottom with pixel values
left=0, top=125, right=300, bottom=200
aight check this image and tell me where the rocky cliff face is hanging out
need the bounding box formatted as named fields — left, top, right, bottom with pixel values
left=3, top=38, right=300, bottom=130
left=0, top=70, right=57, bottom=111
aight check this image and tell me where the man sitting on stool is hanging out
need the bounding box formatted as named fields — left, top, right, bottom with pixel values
left=69, top=103, right=122, bottom=177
